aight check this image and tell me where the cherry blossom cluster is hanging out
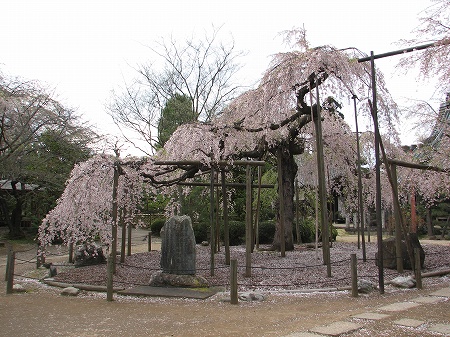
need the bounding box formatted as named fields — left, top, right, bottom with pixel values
left=38, top=154, right=148, bottom=249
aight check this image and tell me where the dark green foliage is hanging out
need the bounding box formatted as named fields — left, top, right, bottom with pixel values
left=150, top=218, right=166, bottom=235
left=192, top=221, right=209, bottom=244
left=158, top=94, right=195, bottom=147
left=257, top=220, right=276, bottom=244
left=294, top=217, right=316, bottom=243
left=220, top=220, right=246, bottom=246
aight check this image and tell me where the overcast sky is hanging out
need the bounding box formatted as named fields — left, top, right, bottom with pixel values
left=1, top=0, right=439, bottom=155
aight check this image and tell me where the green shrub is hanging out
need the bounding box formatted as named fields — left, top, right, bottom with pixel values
left=258, top=220, right=276, bottom=244
left=192, top=221, right=209, bottom=244
left=220, top=220, right=246, bottom=246
left=294, top=217, right=316, bottom=243
left=150, top=218, right=166, bottom=235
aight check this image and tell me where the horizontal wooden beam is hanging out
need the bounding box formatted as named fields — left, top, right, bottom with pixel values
left=387, top=158, right=448, bottom=173
left=153, top=160, right=266, bottom=167
left=178, top=181, right=274, bottom=188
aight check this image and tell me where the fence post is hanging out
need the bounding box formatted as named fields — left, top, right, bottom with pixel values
left=351, top=254, right=358, bottom=297
left=230, top=259, right=238, bottom=304
left=6, top=251, right=15, bottom=294
left=5, top=245, right=12, bottom=281
left=414, top=248, right=422, bottom=290
left=106, top=254, right=114, bottom=301
left=148, top=231, right=152, bottom=252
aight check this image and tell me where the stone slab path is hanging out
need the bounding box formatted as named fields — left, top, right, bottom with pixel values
left=284, top=287, right=450, bottom=336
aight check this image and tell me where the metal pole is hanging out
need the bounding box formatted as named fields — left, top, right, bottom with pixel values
left=370, top=51, right=384, bottom=294
left=352, top=95, right=366, bottom=261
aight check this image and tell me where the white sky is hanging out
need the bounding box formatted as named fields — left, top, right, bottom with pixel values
left=1, top=0, right=441, bottom=155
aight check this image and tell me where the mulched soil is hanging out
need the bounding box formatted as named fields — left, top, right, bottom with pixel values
left=51, top=242, right=450, bottom=291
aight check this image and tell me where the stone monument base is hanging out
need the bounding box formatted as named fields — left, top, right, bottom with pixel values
left=149, top=271, right=209, bottom=288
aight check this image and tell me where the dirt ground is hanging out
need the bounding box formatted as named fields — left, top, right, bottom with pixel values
left=0, top=230, right=449, bottom=337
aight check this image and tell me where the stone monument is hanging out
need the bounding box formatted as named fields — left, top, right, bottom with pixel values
left=150, top=215, right=208, bottom=287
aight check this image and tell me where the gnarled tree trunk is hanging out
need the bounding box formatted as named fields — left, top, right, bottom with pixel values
left=271, top=144, right=298, bottom=251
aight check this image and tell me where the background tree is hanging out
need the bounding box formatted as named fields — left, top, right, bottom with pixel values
left=0, top=72, right=96, bottom=238
left=107, top=27, right=243, bottom=155
left=157, top=94, right=195, bottom=147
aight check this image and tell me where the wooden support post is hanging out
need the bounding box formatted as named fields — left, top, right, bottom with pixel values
left=414, top=248, right=423, bottom=290
left=5, top=245, right=12, bottom=281
left=6, top=251, right=15, bottom=294
left=68, top=241, right=74, bottom=264
left=391, top=165, right=404, bottom=273
left=106, top=254, right=114, bottom=301
left=277, top=148, right=286, bottom=257
left=295, top=179, right=301, bottom=245
left=127, top=223, right=132, bottom=256
left=120, top=213, right=126, bottom=263
left=221, top=170, right=230, bottom=265
left=351, top=254, right=358, bottom=297
left=255, top=166, right=262, bottom=250
left=245, top=165, right=252, bottom=277
left=210, top=165, right=215, bottom=277
left=111, top=161, right=120, bottom=274
left=148, top=231, right=152, bottom=252
left=230, top=259, right=238, bottom=305
left=313, top=81, right=330, bottom=275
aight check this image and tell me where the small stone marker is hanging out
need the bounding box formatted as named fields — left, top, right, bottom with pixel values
left=390, top=276, right=416, bottom=288
left=12, top=284, right=26, bottom=293
left=60, top=286, right=80, bottom=296
left=238, top=292, right=265, bottom=302
left=160, top=215, right=196, bottom=275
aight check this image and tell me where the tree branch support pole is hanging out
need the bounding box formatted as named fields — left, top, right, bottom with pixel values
left=230, top=259, right=238, bottom=304
left=221, top=170, right=231, bottom=265
left=6, top=250, right=15, bottom=294
left=148, top=231, right=152, bottom=252
left=111, top=160, right=120, bottom=274
left=414, top=247, right=423, bottom=290
left=391, top=164, right=404, bottom=273
left=314, top=79, right=331, bottom=276
left=255, top=166, right=262, bottom=250
left=106, top=254, right=114, bottom=301
left=277, top=148, right=286, bottom=257
left=353, top=95, right=366, bottom=261
left=295, top=179, right=301, bottom=245
left=68, top=241, right=74, bottom=264
left=370, top=51, right=384, bottom=294
left=245, top=164, right=253, bottom=276
left=120, top=210, right=126, bottom=263
left=210, top=165, right=215, bottom=277
left=127, top=222, right=132, bottom=256
left=351, top=253, right=358, bottom=297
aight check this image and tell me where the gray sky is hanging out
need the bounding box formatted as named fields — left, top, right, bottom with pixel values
left=1, top=0, right=437, bottom=154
